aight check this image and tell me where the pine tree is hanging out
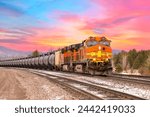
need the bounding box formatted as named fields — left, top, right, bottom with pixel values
left=127, top=49, right=138, bottom=70
left=32, top=50, right=40, bottom=57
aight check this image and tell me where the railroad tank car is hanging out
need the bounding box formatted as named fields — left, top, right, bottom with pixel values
left=18, top=60, right=21, bottom=67
left=30, top=58, right=34, bottom=68
left=0, top=36, right=112, bottom=75
left=5, top=61, right=8, bottom=67
left=2, top=61, right=5, bottom=67
left=34, top=57, right=39, bottom=67
left=49, top=53, right=55, bottom=69
left=31, top=58, right=35, bottom=68
left=10, top=61, right=13, bottom=66
left=0, top=62, right=1, bottom=66
left=17, top=60, right=20, bottom=67
left=43, top=55, right=50, bottom=69
left=28, top=58, right=31, bottom=68
left=17, top=60, right=19, bottom=67
left=24, top=59, right=27, bottom=67
left=13, top=60, right=16, bottom=67
left=15, top=60, right=18, bottom=67
left=3, top=61, right=5, bottom=66
left=27, top=58, right=31, bottom=67
left=29, top=58, right=32, bottom=68
left=10, top=61, right=13, bottom=67
left=22, top=59, right=25, bottom=67
left=16, top=60, right=18, bottom=67
left=6, top=61, right=8, bottom=66
left=20, top=59, right=23, bottom=67
left=38, top=56, right=44, bottom=68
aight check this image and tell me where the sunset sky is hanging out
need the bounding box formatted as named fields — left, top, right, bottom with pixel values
left=0, top=0, right=150, bottom=52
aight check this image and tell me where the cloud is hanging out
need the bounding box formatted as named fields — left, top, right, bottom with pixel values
left=112, top=16, right=137, bottom=24
left=0, top=1, right=24, bottom=17
left=0, top=39, right=27, bottom=44
left=0, top=28, right=35, bottom=41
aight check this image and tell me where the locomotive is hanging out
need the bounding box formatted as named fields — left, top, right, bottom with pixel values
left=0, top=36, right=112, bottom=75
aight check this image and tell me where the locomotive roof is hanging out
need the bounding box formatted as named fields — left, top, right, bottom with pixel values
left=86, top=36, right=111, bottom=42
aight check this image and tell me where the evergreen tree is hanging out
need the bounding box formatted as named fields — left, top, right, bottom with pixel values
left=113, top=49, right=150, bottom=74
left=113, top=53, right=123, bottom=72
left=32, top=50, right=40, bottom=57
left=133, top=51, right=148, bottom=69
left=127, top=49, right=138, bottom=69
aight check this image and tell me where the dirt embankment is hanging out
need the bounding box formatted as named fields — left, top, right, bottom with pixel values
left=0, top=68, right=86, bottom=100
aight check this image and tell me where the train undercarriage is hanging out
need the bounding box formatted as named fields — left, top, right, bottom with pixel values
left=61, top=60, right=112, bottom=76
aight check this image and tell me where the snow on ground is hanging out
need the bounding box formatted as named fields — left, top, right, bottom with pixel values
left=121, top=70, right=141, bottom=75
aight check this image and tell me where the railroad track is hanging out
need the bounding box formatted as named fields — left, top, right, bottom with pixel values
left=109, top=73, right=150, bottom=85
left=29, top=69, right=145, bottom=100
left=111, top=73, right=150, bottom=80
left=7, top=67, right=150, bottom=86
left=52, top=70, right=150, bottom=85
left=34, top=69, right=150, bottom=85
left=30, top=70, right=102, bottom=100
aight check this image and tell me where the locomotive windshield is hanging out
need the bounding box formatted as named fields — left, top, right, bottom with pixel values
left=86, top=40, right=99, bottom=47
left=99, top=41, right=110, bottom=46
left=86, top=40, right=110, bottom=47
left=99, top=37, right=110, bottom=46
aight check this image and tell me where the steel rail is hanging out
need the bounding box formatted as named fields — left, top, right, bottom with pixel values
left=108, top=74, right=150, bottom=85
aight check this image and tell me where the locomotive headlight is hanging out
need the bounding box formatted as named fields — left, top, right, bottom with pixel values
left=105, top=58, right=108, bottom=61
left=93, top=58, right=96, bottom=61
left=98, top=46, right=101, bottom=50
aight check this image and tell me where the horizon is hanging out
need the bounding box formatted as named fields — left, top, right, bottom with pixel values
left=0, top=45, right=150, bottom=58
left=0, top=0, right=150, bottom=52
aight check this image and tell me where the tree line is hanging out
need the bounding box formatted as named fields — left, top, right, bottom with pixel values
left=113, top=49, right=150, bottom=75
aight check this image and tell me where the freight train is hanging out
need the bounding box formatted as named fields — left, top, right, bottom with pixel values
left=0, top=36, right=112, bottom=75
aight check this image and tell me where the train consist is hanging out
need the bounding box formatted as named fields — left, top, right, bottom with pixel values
left=0, top=36, right=112, bottom=75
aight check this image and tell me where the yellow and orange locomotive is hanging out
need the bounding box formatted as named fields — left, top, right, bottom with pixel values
left=58, top=36, right=112, bottom=75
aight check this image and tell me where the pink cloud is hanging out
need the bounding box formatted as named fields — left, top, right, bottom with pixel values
left=54, top=11, right=82, bottom=22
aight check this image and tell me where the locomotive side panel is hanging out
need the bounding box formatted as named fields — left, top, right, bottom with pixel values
left=60, top=53, right=64, bottom=65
